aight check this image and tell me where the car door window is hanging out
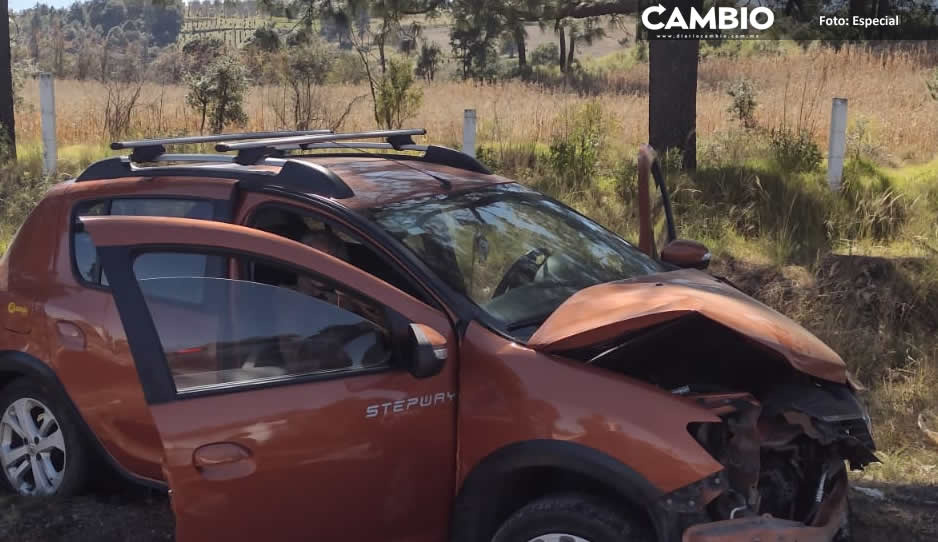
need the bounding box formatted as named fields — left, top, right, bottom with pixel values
left=134, top=251, right=392, bottom=394
left=72, top=198, right=215, bottom=284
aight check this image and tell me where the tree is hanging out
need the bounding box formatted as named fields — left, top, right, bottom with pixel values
left=207, top=56, right=249, bottom=133
left=248, top=24, right=281, bottom=52
left=145, top=2, right=184, bottom=46
left=449, top=0, right=501, bottom=81
left=185, top=56, right=249, bottom=134
left=648, top=0, right=701, bottom=170
left=280, top=42, right=333, bottom=129
left=1, top=0, right=15, bottom=159
left=185, top=72, right=214, bottom=134
left=414, top=41, right=441, bottom=82
left=375, top=57, right=421, bottom=129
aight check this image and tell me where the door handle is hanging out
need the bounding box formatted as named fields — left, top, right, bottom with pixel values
left=193, top=442, right=256, bottom=480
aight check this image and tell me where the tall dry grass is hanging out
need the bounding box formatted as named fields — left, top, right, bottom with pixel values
left=13, top=43, right=938, bottom=163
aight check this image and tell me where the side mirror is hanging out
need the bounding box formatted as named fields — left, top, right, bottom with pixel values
left=407, top=323, right=448, bottom=379
left=660, top=239, right=711, bottom=270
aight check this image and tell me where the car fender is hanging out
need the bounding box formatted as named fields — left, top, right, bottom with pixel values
left=0, top=350, right=166, bottom=490
left=450, top=439, right=665, bottom=542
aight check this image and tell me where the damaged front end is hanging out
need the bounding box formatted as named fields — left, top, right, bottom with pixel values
left=525, top=268, right=878, bottom=540
left=651, top=386, right=876, bottom=542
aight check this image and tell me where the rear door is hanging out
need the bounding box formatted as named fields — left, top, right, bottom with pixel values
left=83, top=215, right=459, bottom=542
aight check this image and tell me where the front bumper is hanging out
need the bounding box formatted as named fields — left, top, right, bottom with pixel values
left=681, top=470, right=848, bottom=542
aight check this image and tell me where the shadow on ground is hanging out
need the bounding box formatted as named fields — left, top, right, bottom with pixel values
left=0, top=481, right=935, bottom=541
left=851, top=482, right=938, bottom=542
left=0, top=482, right=173, bottom=542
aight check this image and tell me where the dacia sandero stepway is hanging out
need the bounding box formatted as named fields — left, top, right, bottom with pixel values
left=0, top=129, right=875, bottom=542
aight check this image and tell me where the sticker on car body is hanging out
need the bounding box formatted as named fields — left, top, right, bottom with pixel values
left=365, top=392, right=457, bottom=418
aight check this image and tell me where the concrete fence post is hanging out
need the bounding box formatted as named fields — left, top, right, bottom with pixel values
left=39, top=73, right=57, bottom=177
left=462, top=109, right=476, bottom=158
left=827, top=97, right=848, bottom=191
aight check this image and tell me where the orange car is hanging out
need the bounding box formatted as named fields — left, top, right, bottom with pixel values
left=0, top=129, right=875, bottom=542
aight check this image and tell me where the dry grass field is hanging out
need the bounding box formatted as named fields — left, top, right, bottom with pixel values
left=13, top=42, right=938, bottom=164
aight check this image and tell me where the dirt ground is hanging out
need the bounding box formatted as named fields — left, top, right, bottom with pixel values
left=0, top=484, right=172, bottom=542
left=0, top=481, right=935, bottom=541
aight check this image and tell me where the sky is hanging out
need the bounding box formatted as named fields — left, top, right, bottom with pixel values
left=10, top=0, right=78, bottom=12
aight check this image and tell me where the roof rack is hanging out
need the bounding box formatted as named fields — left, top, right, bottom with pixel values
left=209, top=128, right=491, bottom=174
left=112, top=130, right=333, bottom=162
left=77, top=127, right=493, bottom=200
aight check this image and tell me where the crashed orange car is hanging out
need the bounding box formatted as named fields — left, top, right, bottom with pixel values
left=0, top=129, right=875, bottom=542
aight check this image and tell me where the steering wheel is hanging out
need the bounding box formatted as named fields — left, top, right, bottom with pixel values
left=492, top=248, right=551, bottom=299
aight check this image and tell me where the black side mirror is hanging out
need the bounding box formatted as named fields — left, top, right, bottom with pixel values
left=407, top=323, right=448, bottom=379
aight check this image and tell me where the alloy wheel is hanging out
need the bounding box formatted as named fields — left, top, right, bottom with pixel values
left=527, top=535, right=592, bottom=542
left=0, top=397, right=67, bottom=495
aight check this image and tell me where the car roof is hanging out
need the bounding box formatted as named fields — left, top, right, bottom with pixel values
left=293, top=156, right=513, bottom=210
left=72, top=154, right=514, bottom=211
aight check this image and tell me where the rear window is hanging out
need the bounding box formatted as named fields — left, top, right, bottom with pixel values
left=72, top=198, right=215, bottom=285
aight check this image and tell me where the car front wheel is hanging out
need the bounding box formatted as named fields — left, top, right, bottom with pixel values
left=491, top=493, right=653, bottom=542
left=0, top=378, right=89, bottom=496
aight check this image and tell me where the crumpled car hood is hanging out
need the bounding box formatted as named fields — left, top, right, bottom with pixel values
left=527, top=269, right=846, bottom=383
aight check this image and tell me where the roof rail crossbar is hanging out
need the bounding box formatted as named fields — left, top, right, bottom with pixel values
left=75, top=157, right=353, bottom=199
left=216, top=129, right=427, bottom=153
left=111, top=130, right=334, bottom=151
left=113, top=130, right=333, bottom=163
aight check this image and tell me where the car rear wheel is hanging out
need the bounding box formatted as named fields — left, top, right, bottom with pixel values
left=0, top=378, right=89, bottom=496
left=491, top=493, right=653, bottom=542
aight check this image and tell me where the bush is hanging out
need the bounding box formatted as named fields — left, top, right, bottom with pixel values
left=476, top=141, right=550, bottom=175
left=0, top=159, right=54, bottom=250
left=548, top=101, right=607, bottom=188
left=834, top=158, right=910, bottom=241
left=330, top=52, right=368, bottom=84
left=847, top=117, right=888, bottom=163
left=530, top=43, right=560, bottom=67
left=375, top=58, right=422, bottom=129
left=769, top=127, right=822, bottom=173
left=726, top=79, right=757, bottom=129
left=632, top=41, right=647, bottom=63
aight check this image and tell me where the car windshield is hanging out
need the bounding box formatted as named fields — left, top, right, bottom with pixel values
left=369, top=184, right=666, bottom=339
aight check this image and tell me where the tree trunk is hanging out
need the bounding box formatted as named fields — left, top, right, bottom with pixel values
left=0, top=0, right=16, bottom=159
left=876, top=0, right=890, bottom=16
left=848, top=0, right=867, bottom=17
left=567, top=29, right=576, bottom=69
left=557, top=24, right=566, bottom=72
left=648, top=25, right=699, bottom=170
left=514, top=27, right=527, bottom=69
left=378, top=40, right=387, bottom=74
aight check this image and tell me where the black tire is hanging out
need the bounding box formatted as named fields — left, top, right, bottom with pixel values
left=0, top=377, right=90, bottom=496
left=492, top=493, right=654, bottom=542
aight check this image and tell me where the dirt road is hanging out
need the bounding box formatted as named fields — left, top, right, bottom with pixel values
left=0, top=481, right=935, bottom=541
